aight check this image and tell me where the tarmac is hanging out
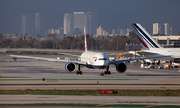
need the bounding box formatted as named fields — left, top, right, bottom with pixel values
left=1, top=54, right=180, bottom=107
left=1, top=55, right=180, bottom=90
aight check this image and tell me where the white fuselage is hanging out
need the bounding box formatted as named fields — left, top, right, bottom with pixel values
left=145, top=48, right=180, bottom=58
left=80, top=51, right=109, bottom=69
left=132, top=48, right=180, bottom=61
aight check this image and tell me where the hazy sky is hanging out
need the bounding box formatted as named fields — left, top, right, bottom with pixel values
left=0, top=0, right=180, bottom=35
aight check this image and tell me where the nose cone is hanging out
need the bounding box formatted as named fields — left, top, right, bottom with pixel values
left=93, top=53, right=109, bottom=69
left=103, top=59, right=109, bottom=66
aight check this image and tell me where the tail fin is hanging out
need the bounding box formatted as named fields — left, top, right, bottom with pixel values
left=84, top=27, right=88, bottom=52
left=131, top=23, right=162, bottom=50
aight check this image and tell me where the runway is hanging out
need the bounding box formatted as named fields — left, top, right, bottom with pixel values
left=0, top=55, right=180, bottom=90
left=1, top=95, right=180, bottom=106
left=1, top=55, right=180, bottom=107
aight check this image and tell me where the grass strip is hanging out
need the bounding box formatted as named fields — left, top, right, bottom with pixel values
left=1, top=89, right=180, bottom=96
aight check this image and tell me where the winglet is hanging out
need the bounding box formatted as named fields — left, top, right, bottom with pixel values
left=84, top=27, right=87, bottom=52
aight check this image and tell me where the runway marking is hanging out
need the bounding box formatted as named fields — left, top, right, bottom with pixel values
left=0, top=79, right=140, bottom=81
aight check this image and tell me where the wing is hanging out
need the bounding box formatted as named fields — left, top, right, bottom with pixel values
left=109, top=55, right=171, bottom=64
left=129, top=50, right=162, bottom=57
left=58, top=53, right=81, bottom=57
left=10, top=55, right=87, bottom=65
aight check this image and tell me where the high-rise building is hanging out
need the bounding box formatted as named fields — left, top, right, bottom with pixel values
left=35, top=13, right=44, bottom=37
left=20, top=15, right=34, bottom=37
left=164, top=23, right=170, bottom=36
left=63, top=13, right=74, bottom=35
left=112, top=28, right=121, bottom=35
left=48, top=29, right=55, bottom=34
left=153, top=23, right=160, bottom=35
left=97, top=26, right=103, bottom=36
left=96, top=26, right=108, bottom=36
left=20, top=15, right=28, bottom=36
left=112, top=28, right=131, bottom=36
left=84, top=12, right=98, bottom=35
left=73, top=12, right=85, bottom=35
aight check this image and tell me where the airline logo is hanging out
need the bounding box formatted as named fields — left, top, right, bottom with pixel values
left=93, top=57, right=97, bottom=61
left=132, top=23, right=161, bottom=49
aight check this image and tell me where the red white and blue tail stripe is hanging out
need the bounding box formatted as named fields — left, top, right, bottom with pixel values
left=84, top=27, right=88, bottom=52
left=132, top=23, right=162, bottom=49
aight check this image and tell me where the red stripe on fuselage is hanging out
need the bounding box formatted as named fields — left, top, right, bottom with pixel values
left=137, top=35, right=148, bottom=48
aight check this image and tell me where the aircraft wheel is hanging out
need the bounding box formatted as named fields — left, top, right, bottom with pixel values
left=76, top=71, right=82, bottom=75
left=100, top=73, right=104, bottom=76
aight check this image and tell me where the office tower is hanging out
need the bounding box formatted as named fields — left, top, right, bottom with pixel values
left=20, top=15, right=34, bottom=36
left=121, top=29, right=126, bottom=36
left=126, top=28, right=131, bottom=35
left=112, top=28, right=121, bottom=35
left=97, top=26, right=103, bottom=35
left=73, top=12, right=85, bottom=35
left=35, top=13, right=44, bottom=37
left=48, top=29, right=55, bottom=34
left=63, top=13, right=74, bottom=35
left=153, top=23, right=160, bottom=35
left=20, top=15, right=28, bottom=36
left=164, top=23, right=170, bottom=36
left=84, top=12, right=98, bottom=35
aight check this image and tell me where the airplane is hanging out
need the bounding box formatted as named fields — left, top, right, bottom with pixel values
left=10, top=27, right=170, bottom=76
left=130, top=23, right=180, bottom=63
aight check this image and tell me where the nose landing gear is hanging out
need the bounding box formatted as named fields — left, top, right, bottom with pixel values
left=100, top=66, right=111, bottom=76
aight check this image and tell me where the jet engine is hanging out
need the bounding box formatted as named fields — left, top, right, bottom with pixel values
left=116, top=62, right=127, bottom=73
left=65, top=62, right=76, bottom=72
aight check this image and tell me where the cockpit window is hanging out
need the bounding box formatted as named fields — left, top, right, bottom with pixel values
left=99, top=58, right=107, bottom=60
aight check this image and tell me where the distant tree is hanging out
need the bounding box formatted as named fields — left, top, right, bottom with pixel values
left=37, top=34, right=41, bottom=40
left=90, top=34, right=93, bottom=50
left=25, top=33, right=28, bottom=37
left=15, top=33, right=17, bottom=39
left=9, top=35, right=11, bottom=39
left=22, top=36, right=26, bottom=41
left=129, top=31, right=140, bottom=44
left=116, top=34, right=119, bottom=50
left=28, top=36, right=32, bottom=41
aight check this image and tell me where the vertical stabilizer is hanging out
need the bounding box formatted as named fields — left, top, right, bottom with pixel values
left=132, top=23, right=162, bottom=50
left=84, top=27, right=88, bottom=52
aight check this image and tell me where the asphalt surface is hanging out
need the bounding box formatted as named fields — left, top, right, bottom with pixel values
left=1, top=54, right=180, bottom=107
left=0, top=55, right=180, bottom=90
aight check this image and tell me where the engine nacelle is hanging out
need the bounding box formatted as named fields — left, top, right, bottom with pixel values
left=116, top=62, right=127, bottom=73
left=65, top=62, right=76, bottom=72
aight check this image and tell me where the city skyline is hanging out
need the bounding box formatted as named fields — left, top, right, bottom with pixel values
left=0, top=0, right=180, bottom=36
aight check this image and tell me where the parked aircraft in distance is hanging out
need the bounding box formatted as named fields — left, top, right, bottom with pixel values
left=10, top=27, right=169, bottom=76
left=130, top=23, right=180, bottom=63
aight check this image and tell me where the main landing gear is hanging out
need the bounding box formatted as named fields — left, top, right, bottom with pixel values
left=100, top=66, right=111, bottom=76
left=76, top=64, right=82, bottom=75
